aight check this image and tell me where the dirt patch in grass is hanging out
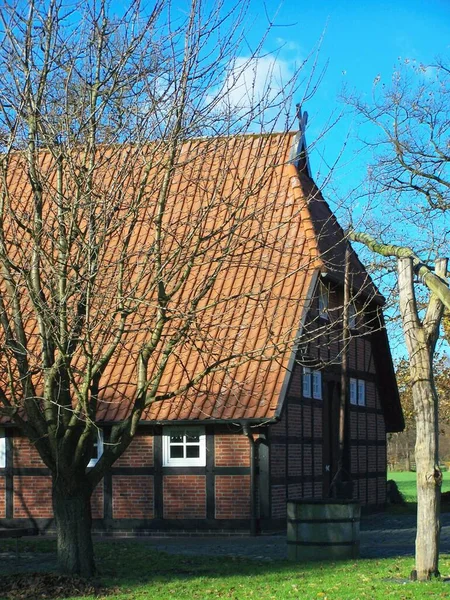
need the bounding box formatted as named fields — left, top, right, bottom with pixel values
left=0, top=573, right=112, bottom=599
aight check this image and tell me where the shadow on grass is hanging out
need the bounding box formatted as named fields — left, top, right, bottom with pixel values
left=4, top=538, right=450, bottom=600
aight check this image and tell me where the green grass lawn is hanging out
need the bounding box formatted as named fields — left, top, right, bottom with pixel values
left=3, top=475, right=450, bottom=600
left=388, top=471, right=450, bottom=503
left=2, top=539, right=450, bottom=600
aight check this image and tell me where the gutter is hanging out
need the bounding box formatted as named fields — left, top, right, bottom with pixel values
left=242, top=423, right=257, bottom=536
left=88, top=417, right=280, bottom=428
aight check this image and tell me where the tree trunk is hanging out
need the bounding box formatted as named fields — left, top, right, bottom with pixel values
left=52, top=475, right=96, bottom=577
left=397, top=257, right=444, bottom=581
left=412, top=373, right=441, bottom=580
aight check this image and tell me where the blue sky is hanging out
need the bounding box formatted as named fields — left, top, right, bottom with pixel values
left=251, top=0, right=450, bottom=174
left=115, top=0, right=450, bottom=356
left=237, top=0, right=450, bottom=356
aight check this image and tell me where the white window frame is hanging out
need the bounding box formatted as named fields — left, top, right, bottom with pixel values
left=350, top=378, right=358, bottom=405
left=358, top=379, right=366, bottom=406
left=303, top=367, right=312, bottom=398
left=163, top=427, right=206, bottom=467
left=318, top=284, right=329, bottom=320
left=0, top=428, right=5, bottom=468
left=348, top=304, right=357, bottom=329
left=350, top=378, right=366, bottom=406
left=88, top=429, right=104, bottom=468
left=312, top=371, right=322, bottom=400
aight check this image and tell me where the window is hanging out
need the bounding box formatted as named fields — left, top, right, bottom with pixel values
left=350, top=378, right=358, bottom=405
left=0, top=428, right=5, bottom=468
left=88, top=429, right=103, bottom=468
left=312, top=371, right=322, bottom=400
left=350, top=378, right=365, bottom=406
left=348, top=304, right=357, bottom=329
left=303, top=368, right=322, bottom=400
left=358, top=379, right=366, bottom=406
left=163, top=427, right=206, bottom=467
left=318, top=284, right=329, bottom=320
left=303, top=367, right=312, bottom=398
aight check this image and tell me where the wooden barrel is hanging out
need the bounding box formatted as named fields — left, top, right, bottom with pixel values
left=287, top=500, right=360, bottom=561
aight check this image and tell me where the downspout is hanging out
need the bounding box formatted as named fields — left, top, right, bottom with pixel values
left=243, top=424, right=257, bottom=536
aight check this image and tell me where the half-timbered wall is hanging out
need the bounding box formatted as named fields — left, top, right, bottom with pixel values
left=0, top=426, right=255, bottom=534
left=268, top=284, right=388, bottom=521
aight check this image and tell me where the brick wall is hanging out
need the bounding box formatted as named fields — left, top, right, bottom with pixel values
left=215, top=435, right=250, bottom=466
left=288, top=366, right=301, bottom=396
left=366, top=382, right=376, bottom=409
left=358, top=446, right=367, bottom=474
left=302, top=481, right=313, bottom=498
left=287, top=404, right=302, bottom=437
left=115, top=433, right=153, bottom=467
left=313, top=444, right=322, bottom=476
left=91, top=482, right=104, bottom=519
left=13, top=476, right=52, bottom=518
left=288, top=444, right=302, bottom=478
left=346, top=354, right=389, bottom=507
left=302, top=406, right=312, bottom=437
left=351, top=447, right=357, bottom=473
left=367, top=414, right=376, bottom=440
left=302, top=445, right=312, bottom=476
left=313, top=407, right=322, bottom=438
left=358, top=413, right=367, bottom=438
left=279, top=325, right=390, bottom=511
left=288, top=482, right=302, bottom=499
left=349, top=341, right=357, bottom=371
left=163, top=475, right=206, bottom=519
left=215, top=475, right=250, bottom=519
left=378, top=446, right=386, bottom=471
left=368, top=447, right=377, bottom=472
left=270, top=443, right=286, bottom=477
left=350, top=413, right=357, bottom=439
left=270, top=410, right=287, bottom=436
left=9, top=475, right=105, bottom=520
left=13, top=437, right=45, bottom=468
left=113, top=475, right=153, bottom=519
left=271, top=485, right=286, bottom=519
left=377, top=414, right=386, bottom=439
left=368, top=477, right=377, bottom=504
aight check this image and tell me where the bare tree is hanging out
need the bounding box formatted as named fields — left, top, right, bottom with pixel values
left=342, top=56, right=450, bottom=580
left=350, top=232, right=448, bottom=579
left=0, top=0, right=324, bottom=576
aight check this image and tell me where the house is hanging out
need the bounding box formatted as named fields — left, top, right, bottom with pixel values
left=0, top=128, right=404, bottom=535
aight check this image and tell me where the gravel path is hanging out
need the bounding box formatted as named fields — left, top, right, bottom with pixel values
left=2, top=512, right=450, bottom=573
left=130, top=512, right=450, bottom=561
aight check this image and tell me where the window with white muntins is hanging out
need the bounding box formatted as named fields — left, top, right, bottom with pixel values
left=163, top=427, right=206, bottom=467
left=303, top=367, right=322, bottom=400
left=350, top=378, right=366, bottom=406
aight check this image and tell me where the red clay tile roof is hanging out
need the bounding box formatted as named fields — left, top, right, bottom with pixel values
left=97, top=135, right=322, bottom=422
left=0, top=132, right=384, bottom=425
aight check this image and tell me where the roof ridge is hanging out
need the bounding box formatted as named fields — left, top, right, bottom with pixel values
left=286, top=163, right=323, bottom=270
left=2, top=131, right=298, bottom=159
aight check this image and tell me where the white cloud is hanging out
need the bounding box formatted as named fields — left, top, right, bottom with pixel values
left=207, top=54, right=299, bottom=131
left=227, top=56, right=293, bottom=107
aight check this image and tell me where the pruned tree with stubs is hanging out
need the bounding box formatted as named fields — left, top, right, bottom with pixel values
left=350, top=233, right=449, bottom=580
left=0, top=0, right=324, bottom=577
left=346, top=57, right=450, bottom=581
